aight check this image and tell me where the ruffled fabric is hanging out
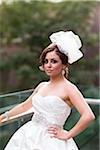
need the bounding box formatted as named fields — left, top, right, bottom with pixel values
left=49, top=31, right=83, bottom=64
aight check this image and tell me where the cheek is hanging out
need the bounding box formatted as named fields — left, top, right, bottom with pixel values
left=53, top=63, right=62, bottom=71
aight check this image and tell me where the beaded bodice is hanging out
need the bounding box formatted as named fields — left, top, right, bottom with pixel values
left=32, top=94, right=71, bottom=127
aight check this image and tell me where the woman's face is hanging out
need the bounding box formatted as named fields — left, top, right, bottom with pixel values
left=43, top=50, right=64, bottom=77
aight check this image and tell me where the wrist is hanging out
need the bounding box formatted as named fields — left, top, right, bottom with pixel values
left=62, top=130, right=69, bottom=141
left=2, top=111, right=10, bottom=121
left=64, top=131, right=72, bottom=140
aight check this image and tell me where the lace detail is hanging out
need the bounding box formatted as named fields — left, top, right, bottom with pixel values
left=32, top=113, right=62, bottom=128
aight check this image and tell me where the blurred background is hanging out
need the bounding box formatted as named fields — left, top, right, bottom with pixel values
left=0, top=0, right=99, bottom=150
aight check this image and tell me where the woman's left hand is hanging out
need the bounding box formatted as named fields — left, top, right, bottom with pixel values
left=48, top=125, right=68, bottom=141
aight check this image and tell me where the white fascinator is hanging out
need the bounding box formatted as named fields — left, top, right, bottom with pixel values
left=49, top=31, right=83, bottom=64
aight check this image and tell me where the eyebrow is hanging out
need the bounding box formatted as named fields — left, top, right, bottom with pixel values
left=45, top=57, right=59, bottom=60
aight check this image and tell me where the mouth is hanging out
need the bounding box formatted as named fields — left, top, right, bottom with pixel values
left=46, top=69, right=53, bottom=73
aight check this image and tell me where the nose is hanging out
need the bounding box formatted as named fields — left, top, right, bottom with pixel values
left=46, top=61, right=52, bottom=68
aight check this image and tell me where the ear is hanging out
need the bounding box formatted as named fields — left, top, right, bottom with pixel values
left=39, top=65, right=44, bottom=71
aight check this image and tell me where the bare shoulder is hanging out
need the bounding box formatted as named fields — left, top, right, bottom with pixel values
left=34, top=81, right=48, bottom=92
left=64, top=79, right=82, bottom=96
left=64, top=80, right=86, bottom=109
left=64, top=79, right=77, bottom=89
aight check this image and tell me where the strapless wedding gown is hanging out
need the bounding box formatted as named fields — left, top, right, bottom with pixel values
left=5, top=94, right=79, bottom=150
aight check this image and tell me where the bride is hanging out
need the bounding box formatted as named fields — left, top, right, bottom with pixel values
left=0, top=31, right=95, bottom=150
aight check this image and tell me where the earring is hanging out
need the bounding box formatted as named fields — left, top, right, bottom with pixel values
left=62, top=68, right=65, bottom=75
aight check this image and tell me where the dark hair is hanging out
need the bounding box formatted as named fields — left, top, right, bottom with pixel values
left=40, top=44, right=68, bottom=66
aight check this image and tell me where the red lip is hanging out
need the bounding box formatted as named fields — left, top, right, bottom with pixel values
left=46, top=70, right=53, bottom=72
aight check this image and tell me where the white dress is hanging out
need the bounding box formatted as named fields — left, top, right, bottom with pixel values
left=5, top=94, right=79, bottom=150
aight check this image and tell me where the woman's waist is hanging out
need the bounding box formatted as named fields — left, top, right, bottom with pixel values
left=31, top=112, right=63, bottom=128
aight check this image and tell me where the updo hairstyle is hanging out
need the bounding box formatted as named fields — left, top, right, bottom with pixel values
left=39, top=44, right=69, bottom=78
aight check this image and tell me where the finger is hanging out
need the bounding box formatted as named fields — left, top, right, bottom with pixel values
left=50, top=134, right=57, bottom=138
left=48, top=127, right=57, bottom=130
left=48, top=130, right=55, bottom=134
left=48, top=128, right=57, bottom=131
left=48, top=130, right=57, bottom=134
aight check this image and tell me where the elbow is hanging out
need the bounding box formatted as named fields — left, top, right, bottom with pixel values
left=90, top=113, right=95, bottom=121
left=89, top=110, right=95, bottom=121
left=85, top=112, right=95, bottom=123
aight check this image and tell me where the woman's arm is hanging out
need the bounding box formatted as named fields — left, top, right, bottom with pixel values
left=48, top=84, right=95, bottom=140
left=0, top=91, right=34, bottom=123
left=0, top=82, right=45, bottom=123
left=64, top=84, right=95, bottom=139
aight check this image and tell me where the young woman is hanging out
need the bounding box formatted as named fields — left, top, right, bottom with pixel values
left=0, top=31, right=95, bottom=150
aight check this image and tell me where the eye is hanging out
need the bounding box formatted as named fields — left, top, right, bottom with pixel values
left=51, top=59, right=58, bottom=64
left=43, top=59, right=48, bottom=64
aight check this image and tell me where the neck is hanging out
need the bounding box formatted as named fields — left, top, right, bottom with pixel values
left=49, top=74, right=65, bottom=84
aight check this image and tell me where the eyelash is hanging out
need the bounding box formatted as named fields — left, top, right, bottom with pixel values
left=44, top=59, right=58, bottom=64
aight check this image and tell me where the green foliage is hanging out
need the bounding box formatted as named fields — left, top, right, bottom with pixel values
left=0, top=1, right=97, bottom=47
left=0, top=1, right=99, bottom=96
left=0, top=59, right=11, bottom=71
left=16, top=65, right=35, bottom=89
left=9, top=51, right=38, bottom=68
left=83, top=86, right=99, bottom=98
